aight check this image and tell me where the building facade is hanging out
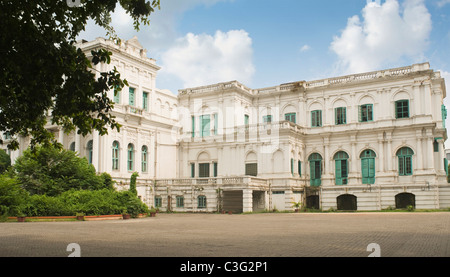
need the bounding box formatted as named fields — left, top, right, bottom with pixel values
left=3, top=37, right=450, bottom=212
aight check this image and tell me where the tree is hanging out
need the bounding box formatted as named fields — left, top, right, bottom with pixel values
left=0, top=149, right=11, bottom=174
left=13, top=144, right=108, bottom=196
left=129, top=172, right=139, bottom=195
left=0, top=0, right=161, bottom=150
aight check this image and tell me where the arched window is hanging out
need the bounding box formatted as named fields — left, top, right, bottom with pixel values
left=360, top=149, right=376, bottom=184
left=334, top=151, right=349, bottom=185
left=69, top=142, right=75, bottom=152
left=397, top=147, right=414, bottom=176
left=127, top=143, right=134, bottom=171
left=87, top=140, right=93, bottom=164
left=141, top=145, right=148, bottom=173
left=308, top=153, right=322, bottom=187
left=112, top=141, right=119, bottom=170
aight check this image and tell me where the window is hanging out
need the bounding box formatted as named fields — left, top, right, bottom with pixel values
left=87, top=140, right=93, bottom=164
left=3, top=132, right=11, bottom=140
left=434, top=139, right=439, bottom=152
left=360, top=150, right=376, bottom=184
left=198, top=195, right=207, bottom=208
left=141, top=145, right=148, bottom=172
left=143, top=92, right=148, bottom=111
left=199, top=163, right=210, bottom=178
left=244, top=114, right=249, bottom=125
left=285, top=113, right=296, bottom=124
left=190, top=163, right=195, bottom=178
left=397, top=147, right=414, bottom=176
left=298, top=160, right=302, bottom=176
left=442, top=104, right=447, bottom=128
left=359, top=104, right=373, bottom=122
left=334, top=151, right=349, bottom=185
left=311, top=110, right=322, bottom=127
left=308, top=153, right=322, bottom=186
left=200, top=115, right=210, bottom=137
left=129, top=88, right=135, bottom=106
left=112, top=141, right=119, bottom=170
left=176, top=196, right=184, bottom=208
left=335, top=107, right=347, bottom=125
left=155, top=196, right=162, bottom=208
left=395, top=100, right=409, bottom=119
left=263, top=115, right=272, bottom=123
left=245, top=163, right=258, bottom=176
left=114, top=87, right=120, bottom=104
left=191, top=116, right=195, bottom=138
left=69, top=142, right=76, bottom=152
left=213, top=162, right=218, bottom=177
left=127, top=143, right=134, bottom=171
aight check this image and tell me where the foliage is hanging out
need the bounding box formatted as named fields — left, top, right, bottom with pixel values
left=0, top=149, right=11, bottom=174
left=0, top=0, right=161, bottom=150
left=11, top=189, right=148, bottom=217
left=0, top=174, right=29, bottom=217
left=13, top=145, right=111, bottom=196
left=129, top=172, right=139, bottom=195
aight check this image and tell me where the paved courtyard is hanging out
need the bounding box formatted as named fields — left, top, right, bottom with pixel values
left=1, top=212, right=449, bottom=257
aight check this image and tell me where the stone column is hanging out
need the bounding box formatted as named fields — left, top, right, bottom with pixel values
left=427, top=133, right=434, bottom=170
left=242, top=189, right=253, bottom=213
left=92, top=130, right=99, bottom=172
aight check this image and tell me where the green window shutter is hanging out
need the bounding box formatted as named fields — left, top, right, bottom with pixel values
left=191, top=116, right=195, bottom=138
left=395, top=100, right=409, bottom=119
left=335, top=107, right=346, bottom=125
left=114, top=89, right=120, bottom=104
left=368, top=158, right=375, bottom=183
left=285, top=113, right=296, bottom=124
left=245, top=114, right=249, bottom=125
left=213, top=162, right=218, bottom=177
left=129, top=88, right=135, bottom=106
left=444, top=158, right=448, bottom=175
left=335, top=160, right=342, bottom=185
left=311, top=110, right=322, bottom=127
left=143, top=92, right=148, bottom=111
left=263, top=115, right=272, bottom=123
left=201, top=115, right=210, bottom=137
left=361, top=158, right=369, bottom=184
left=442, top=104, right=447, bottom=128
left=298, top=160, right=301, bottom=176
left=310, top=161, right=321, bottom=186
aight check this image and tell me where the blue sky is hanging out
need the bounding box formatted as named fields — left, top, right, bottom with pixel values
left=80, top=0, right=450, bottom=93
left=80, top=0, right=450, bottom=136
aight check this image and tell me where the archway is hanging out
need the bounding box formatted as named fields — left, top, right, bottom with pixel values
left=337, top=194, right=357, bottom=211
left=395, top=193, right=415, bottom=209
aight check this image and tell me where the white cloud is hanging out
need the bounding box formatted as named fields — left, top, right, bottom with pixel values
left=160, top=30, right=255, bottom=89
left=79, top=0, right=231, bottom=55
left=300, top=45, right=311, bottom=52
left=330, top=0, right=432, bottom=74
left=437, top=0, right=450, bottom=7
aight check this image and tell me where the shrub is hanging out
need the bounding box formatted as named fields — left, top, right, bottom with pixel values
left=0, top=149, right=11, bottom=174
left=0, top=174, right=29, bottom=217
left=13, top=145, right=109, bottom=196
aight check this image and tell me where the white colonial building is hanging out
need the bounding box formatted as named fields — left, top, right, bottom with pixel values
left=3, top=37, right=450, bottom=213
